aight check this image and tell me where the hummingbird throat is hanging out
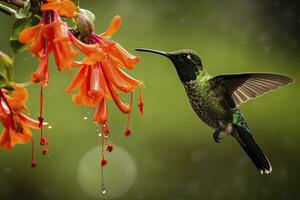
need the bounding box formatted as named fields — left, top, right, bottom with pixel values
left=173, top=62, right=201, bottom=82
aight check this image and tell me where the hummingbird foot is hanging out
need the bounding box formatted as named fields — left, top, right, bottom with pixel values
left=213, top=130, right=222, bottom=143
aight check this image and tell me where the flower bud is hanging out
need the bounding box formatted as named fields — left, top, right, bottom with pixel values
left=76, top=12, right=95, bottom=39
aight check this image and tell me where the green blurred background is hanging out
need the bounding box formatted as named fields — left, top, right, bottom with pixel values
left=1, top=0, right=300, bottom=199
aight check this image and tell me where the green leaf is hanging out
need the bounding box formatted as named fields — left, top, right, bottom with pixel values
left=10, top=14, right=40, bottom=54
left=0, top=51, right=13, bottom=89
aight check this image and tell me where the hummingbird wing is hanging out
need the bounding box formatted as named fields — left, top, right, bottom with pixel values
left=210, top=73, right=294, bottom=107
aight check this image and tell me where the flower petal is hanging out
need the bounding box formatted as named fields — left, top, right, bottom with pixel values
left=107, top=82, right=131, bottom=114
left=93, top=98, right=107, bottom=124
left=19, top=113, right=43, bottom=129
left=101, top=59, right=132, bottom=93
left=18, top=24, right=42, bottom=43
left=27, top=29, right=44, bottom=55
left=106, top=42, right=139, bottom=69
left=69, top=32, right=100, bottom=55
left=65, top=65, right=89, bottom=92
left=101, top=15, right=121, bottom=37
left=114, top=65, right=143, bottom=87
left=41, top=0, right=77, bottom=18
left=80, top=49, right=105, bottom=65
left=31, top=55, right=49, bottom=86
left=8, top=84, right=29, bottom=112
left=0, top=127, right=32, bottom=149
left=50, top=20, right=77, bottom=70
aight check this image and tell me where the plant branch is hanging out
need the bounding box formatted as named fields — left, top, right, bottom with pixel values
left=0, top=2, right=17, bottom=16
left=0, top=0, right=40, bottom=14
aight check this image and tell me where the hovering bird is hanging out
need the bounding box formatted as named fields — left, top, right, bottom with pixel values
left=136, top=48, right=294, bottom=174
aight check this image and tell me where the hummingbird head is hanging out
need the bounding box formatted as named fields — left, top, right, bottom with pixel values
left=135, top=48, right=203, bottom=82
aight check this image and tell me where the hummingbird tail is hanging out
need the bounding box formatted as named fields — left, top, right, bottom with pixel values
left=232, top=125, right=272, bottom=174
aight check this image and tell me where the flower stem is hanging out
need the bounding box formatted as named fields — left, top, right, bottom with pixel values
left=31, top=138, right=37, bottom=168
left=0, top=0, right=24, bottom=7
left=39, top=85, right=45, bottom=145
left=0, top=2, right=16, bottom=16
left=0, top=0, right=40, bottom=14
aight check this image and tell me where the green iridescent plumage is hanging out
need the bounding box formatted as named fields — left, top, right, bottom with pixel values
left=136, top=48, right=294, bottom=174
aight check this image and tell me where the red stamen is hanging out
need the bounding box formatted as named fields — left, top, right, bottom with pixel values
left=42, top=149, right=49, bottom=155
left=43, top=126, right=49, bottom=155
left=101, top=123, right=106, bottom=167
left=124, top=91, right=133, bottom=137
left=106, top=144, right=113, bottom=153
left=102, top=123, right=112, bottom=153
left=40, top=137, right=46, bottom=146
left=39, top=85, right=45, bottom=146
left=138, top=87, right=144, bottom=115
left=102, top=123, right=110, bottom=135
left=124, top=129, right=131, bottom=137
left=101, top=159, right=107, bottom=167
left=31, top=138, right=37, bottom=168
left=31, top=161, right=37, bottom=168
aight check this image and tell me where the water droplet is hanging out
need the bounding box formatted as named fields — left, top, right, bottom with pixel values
left=83, top=116, right=88, bottom=120
left=101, top=188, right=106, bottom=195
left=98, top=133, right=102, bottom=137
left=105, top=135, right=109, bottom=139
left=48, top=125, right=52, bottom=129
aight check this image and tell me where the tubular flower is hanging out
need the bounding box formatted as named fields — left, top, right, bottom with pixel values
left=0, top=84, right=47, bottom=167
left=66, top=15, right=144, bottom=166
left=18, top=1, right=78, bottom=149
left=19, top=10, right=77, bottom=85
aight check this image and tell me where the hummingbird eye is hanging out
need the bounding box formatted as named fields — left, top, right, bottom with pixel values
left=180, top=54, right=188, bottom=59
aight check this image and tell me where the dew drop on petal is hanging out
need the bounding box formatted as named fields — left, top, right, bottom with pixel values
left=83, top=116, right=88, bottom=120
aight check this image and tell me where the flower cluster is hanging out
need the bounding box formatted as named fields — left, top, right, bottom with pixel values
left=7, top=0, right=144, bottom=167
left=0, top=83, right=47, bottom=167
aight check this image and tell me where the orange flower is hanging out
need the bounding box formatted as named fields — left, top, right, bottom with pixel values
left=41, top=0, right=78, bottom=18
left=66, top=15, right=144, bottom=166
left=19, top=10, right=78, bottom=145
left=70, top=15, right=140, bottom=68
left=0, top=84, right=48, bottom=167
left=67, top=15, right=143, bottom=123
left=0, top=84, right=39, bottom=147
left=19, top=11, right=77, bottom=85
left=0, top=112, right=39, bottom=149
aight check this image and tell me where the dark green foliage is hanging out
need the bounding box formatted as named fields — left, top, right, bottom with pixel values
left=0, top=51, right=13, bottom=90
left=10, top=14, right=40, bottom=54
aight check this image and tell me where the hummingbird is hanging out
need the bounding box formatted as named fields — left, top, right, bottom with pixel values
left=135, top=48, right=294, bottom=174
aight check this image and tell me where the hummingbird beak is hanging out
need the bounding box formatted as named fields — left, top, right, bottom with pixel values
left=135, top=48, right=170, bottom=58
